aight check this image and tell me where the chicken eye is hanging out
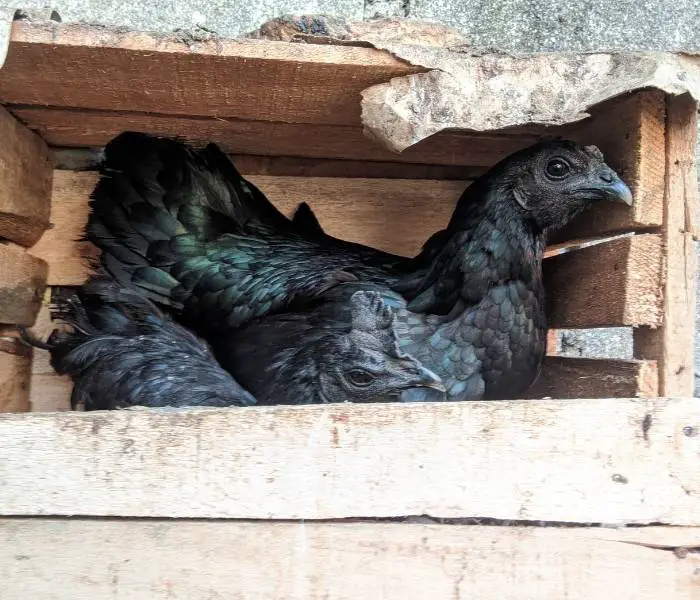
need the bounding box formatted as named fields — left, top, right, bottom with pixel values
left=545, top=158, right=571, bottom=180
left=347, top=369, right=376, bottom=387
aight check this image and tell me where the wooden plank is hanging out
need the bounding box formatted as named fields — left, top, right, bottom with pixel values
left=0, top=520, right=697, bottom=600
left=634, top=94, right=698, bottom=397
left=0, top=398, right=698, bottom=523
left=524, top=357, right=658, bottom=399
left=50, top=146, right=488, bottom=180
left=0, top=106, right=52, bottom=246
left=551, top=90, right=667, bottom=242
left=30, top=170, right=466, bottom=286
left=544, top=234, right=663, bottom=328
left=24, top=290, right=72, bottom=413
left=0, top=337, right=31, bottom=413
left=10, top=106, right=548, bottom=167
left=0, top=242, right=48, bottom=326
left=0, top=22, right=424, bottom=126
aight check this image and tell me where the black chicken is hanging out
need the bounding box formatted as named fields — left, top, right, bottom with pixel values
left=21, top=277, right=256, bottom=410
left=220, top=288, right=445, bottom=404
left=22, top=279, right=442, bottom=408
left=86, top=133, right=632, bottom=401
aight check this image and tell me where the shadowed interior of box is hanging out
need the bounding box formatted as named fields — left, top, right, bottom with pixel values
left=1, top=22, right=694, bottom=411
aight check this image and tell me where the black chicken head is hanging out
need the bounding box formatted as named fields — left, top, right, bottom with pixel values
left=316, top=291, right=445, bottom=403
left=496, top=140, right=633, bottom=232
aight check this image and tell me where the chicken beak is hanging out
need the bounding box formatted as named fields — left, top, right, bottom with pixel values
left=601, top=171, right=633, bottom=206
left=413, top=364, right=446, bottom=393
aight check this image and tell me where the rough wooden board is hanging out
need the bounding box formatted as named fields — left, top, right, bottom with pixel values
left=49, top=145, right=489, bottom=180
left=10, top=106, right=550, bottom=168
left=551, top=90, right=667, bottom=242
left=29, top=170, right=467, bottom=286
left=634, top=94, right=698, bottom=397
left=0, top=520, right=698, bottom=600
left=0, top=22, right=425, bottom=126
left=0, top=338, right=31, bottom=413
left=544, top=234, right=663, bottom=328
left=524, top=357, right=658, bottom=399
left=23, top=291, right=72, bottom=413
left=0, top=242, right=48, bottom=326
left=0, top=106, right=52, bottom=247
left=0, top=398, right=698, bottom=523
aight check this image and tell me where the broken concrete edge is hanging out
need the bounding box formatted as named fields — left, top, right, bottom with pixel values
left=359, top=50, right=700, bottom=153
left=242, top=16, right=700, bottom=153
left=0, top=7, right=17, bottom=69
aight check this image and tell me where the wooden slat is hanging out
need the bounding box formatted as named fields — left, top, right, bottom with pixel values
left=0, top=520, right=697, bottom=600
left=0, top=398, right=698, bottom=523
left=551, top=90, right=667, bottom=242
left=50, top=146, right=489, bottom=180
left=0, top=337, right=31, bottom=413
left=0, top=22, right=424, bottom=126
left=544, top=234, right=663, bottom=328
left=524, top=357, right=658, bottom=399
left=29, top=170, right=467, bottom=286
left=0, top=242, right=48, bottom=326
left=634, top=95, right=697, bottom=386
left=24, top=290, right=72, bottom=413
left=634, top=94, right=698, bottom=397
left=10, top=106, right=549, bottom=167
left=0, top=106, right=52, bottom=246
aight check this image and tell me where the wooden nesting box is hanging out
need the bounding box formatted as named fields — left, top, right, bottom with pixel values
left=0, top=21, right=698, bottom=599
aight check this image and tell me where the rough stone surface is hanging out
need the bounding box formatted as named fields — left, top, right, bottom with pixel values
left=4, top=1, right=700, bottom=52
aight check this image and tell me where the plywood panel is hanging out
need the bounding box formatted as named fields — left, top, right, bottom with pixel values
left=0, top=399, right=697, bottom=523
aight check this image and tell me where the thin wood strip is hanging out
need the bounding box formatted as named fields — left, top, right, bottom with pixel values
left=49, top=146, right=489, bottom=180
left=0, top=520, right=698, bottom=600
left=29, top=170, right=467, bottom=286
left=634, top=93, right=698, bottom=397
left=0, top=398, right=698, bottom=523
left=0, top=105, right=52, bottom=246
left=0, top=242, right=48, bottom=326
left=544, top=234, right=664, bottom=328
left=524, top=357, right=658, bottom=399
left=10, top=106, right=549, bottom=167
